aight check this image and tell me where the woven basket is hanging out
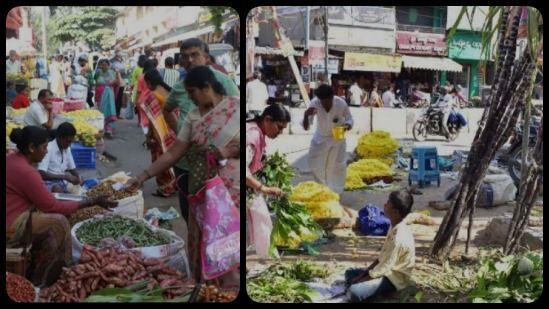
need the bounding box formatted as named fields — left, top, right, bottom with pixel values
left=315, top=217, right=341, bottom=232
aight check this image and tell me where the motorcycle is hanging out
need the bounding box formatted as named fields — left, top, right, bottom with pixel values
left=412, top=107, right=466, bottom=142
left=505, top=117, right=541, bottom=188
left=407, top=91, right=431, bottom=108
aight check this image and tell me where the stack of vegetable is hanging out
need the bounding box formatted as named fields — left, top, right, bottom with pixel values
left=256, top=151, right=295, bottom=194
left=6, top=272, right=36, bottom=302
left=39, top=245, right=191, bottom=302
left=67, top=206, right=109, bottom=227
left=196, top=285, right=238, bottom=302
left=75, top=215, right=170, bottom=248
left=270, top=196, right=323, bottom=252
left=289, top=181, right=344, bottom=219
left=86, top=180, right=139, bottom=201
left=247, top=260, right=331, bottom=303
left=253, top=153, right=323, bottom=255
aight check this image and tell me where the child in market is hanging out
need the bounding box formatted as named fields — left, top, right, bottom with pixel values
left=344, top=189, right=415, bottom=302
left=11, top=84, right=31, bottom=109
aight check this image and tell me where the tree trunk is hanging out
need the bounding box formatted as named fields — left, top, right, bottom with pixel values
left=504, top=117, right=543, bottom=254
left=430, top=7, right=537, bottom=261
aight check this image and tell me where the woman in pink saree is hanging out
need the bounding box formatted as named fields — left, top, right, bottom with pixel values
left=127, top=66, right=240, bottom=287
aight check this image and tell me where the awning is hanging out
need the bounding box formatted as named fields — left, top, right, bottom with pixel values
left=151, top=18, right=239, bottom=48
left=343, top=52, right=402, bottom=73
left=402, top=55, right=462, bottom=72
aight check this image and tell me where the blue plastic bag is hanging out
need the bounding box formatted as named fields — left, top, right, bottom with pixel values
left=358, top=204, right=391, bottom=236
left=456, top=112, right=467, bottom=127
left=447, top=111, right=459, bottom=124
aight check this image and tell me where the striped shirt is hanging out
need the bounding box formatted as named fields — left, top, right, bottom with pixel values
left=162, top=68, right=180, bottom=88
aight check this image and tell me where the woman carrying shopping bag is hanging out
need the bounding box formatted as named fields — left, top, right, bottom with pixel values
left=127, top=66, right=240, bottom=287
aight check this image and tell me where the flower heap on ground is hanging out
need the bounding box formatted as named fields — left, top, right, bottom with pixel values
left=346, top=131, right=399, bottom=190
left=289, top=181, right=344, bottom=219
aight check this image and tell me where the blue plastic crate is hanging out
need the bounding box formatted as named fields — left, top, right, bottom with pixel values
left=71, top=142, right=96, bottom=169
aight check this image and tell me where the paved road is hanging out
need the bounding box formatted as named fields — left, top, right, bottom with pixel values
left=77, top=118, right=187, bottom=243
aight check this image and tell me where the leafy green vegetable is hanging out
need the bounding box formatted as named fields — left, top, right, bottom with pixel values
left=85, top=280, right=192, bottom=303
left=468, top=250, right=543, bottom=303
left=247, top=260, right=331, bottom=303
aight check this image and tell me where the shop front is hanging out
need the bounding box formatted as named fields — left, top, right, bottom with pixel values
left=395, top=30, right=462, bottom=98
left=447, top=30, right=492, bottom=99
left=339, top=52, right=402, bottom=92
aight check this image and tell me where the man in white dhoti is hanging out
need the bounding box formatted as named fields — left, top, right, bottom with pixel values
left=303, top=84, right=353, bottom=193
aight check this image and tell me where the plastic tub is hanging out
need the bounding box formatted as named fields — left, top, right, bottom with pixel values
left=332, top=126, right=346, bottom=140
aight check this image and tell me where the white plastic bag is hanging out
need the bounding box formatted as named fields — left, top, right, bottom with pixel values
left=246, top=194, right=272, bottom=259
left=484, top=174, right=517, bottom=206
left=112, top=190, right=145, bottom=219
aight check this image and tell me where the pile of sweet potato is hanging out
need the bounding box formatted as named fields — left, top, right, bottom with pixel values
left=40, top=245, right=191, bottom=302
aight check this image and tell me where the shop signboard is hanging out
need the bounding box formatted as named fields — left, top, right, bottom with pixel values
left=328, top=6, right=394, bottom=29
left=448, top=31, right=489, bottom=60
left=308, top=40, right=326, bottom=65
left=396, top=31, right=447, bottom=56
left=343, top=52, right=401, bottom=73
left=301, top=65, right=311, bottom=82
left=312, top=59, right=339, bottom=74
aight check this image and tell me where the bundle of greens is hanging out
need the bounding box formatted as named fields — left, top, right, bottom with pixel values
left=269, top=196, right=324, bottom=257
left=85, top=280, right=192, bottom=303
left=247, top=260, right=331, bottom=303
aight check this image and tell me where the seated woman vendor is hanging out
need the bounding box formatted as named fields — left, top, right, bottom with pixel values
left=345, top=189, right=415, bottom=302
left=6, top=126, right=117, bottom=287
left=38, top=122, right=82, bottom=193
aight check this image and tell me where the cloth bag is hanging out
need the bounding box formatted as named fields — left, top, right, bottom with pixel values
left=246, top=193, right=272, bottom=259
left=358, top=204, right=391, bottom=236
left=186, top=152, right=240, bottom=280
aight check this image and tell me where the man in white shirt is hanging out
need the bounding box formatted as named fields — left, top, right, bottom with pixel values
left=6, top=50, right=22, bottom=75
left=23, top=89, right=54, bottom=130
left=246, top=71, right=269, bottom=114
left=303, top=84, right=353, bottom=193
left=382, top=84, right=399, bottom=108
left=348, top=80, right=364, bottom=106
left=38, top=122, right=82, bottom=193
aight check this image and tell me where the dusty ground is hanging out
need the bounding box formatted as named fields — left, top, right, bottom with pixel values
left=246, top=153, right=543, bottom=303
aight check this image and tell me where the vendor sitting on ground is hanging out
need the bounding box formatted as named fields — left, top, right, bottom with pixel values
left=11, top=84, right=31, bottom=109
left=38, top=122, right=82, bottom=193
left=345, top=189, right=415, bottom=302
left=7, top=126, right=116, bottom=287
